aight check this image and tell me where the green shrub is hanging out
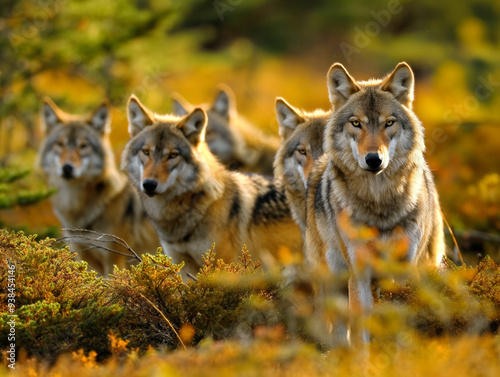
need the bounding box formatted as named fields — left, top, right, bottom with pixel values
left=0, top=230, right=123, bottom=363
left=110, top=245, right=280, bottom=351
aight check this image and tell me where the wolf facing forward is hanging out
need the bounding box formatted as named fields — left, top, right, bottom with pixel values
left=305, top=62, right=445, bottom=344
left=274, top=97, right=331, bottom=235
left=122, top=95, right=303, bottom=278
left=37, top=98, right=159, bottom=275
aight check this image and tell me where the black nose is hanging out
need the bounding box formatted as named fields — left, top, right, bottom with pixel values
left=142, top=179, right=158, bottom=194
left=62, top=164, right=74, bottom=179
left=365, top=153, right=383, bottom=169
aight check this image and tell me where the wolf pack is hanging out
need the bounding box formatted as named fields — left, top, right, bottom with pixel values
left=37, top=62, right=445, bottom=345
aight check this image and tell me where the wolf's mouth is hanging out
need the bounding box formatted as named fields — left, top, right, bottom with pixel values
left=365, top=167, right=383, bottom=174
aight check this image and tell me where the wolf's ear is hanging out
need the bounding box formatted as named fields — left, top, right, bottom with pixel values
left=171, top=93, right=190, bottom=116
left=381, top=62, right=414, bottom=108
left=89, top=100, right=111, bottom=135
left=327, top=63, right=360, bottom=108
left=127, top=95, right=154, bottom=137
left=179, top=108, right=207, bottom=146
left=275, top=98, right=305, bottom=140
left=211, top=84, right=234, bottom=119
left=40, top=97, right=64, bottom=133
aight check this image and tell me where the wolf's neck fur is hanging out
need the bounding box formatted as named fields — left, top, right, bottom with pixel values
left=52, top=166, right=127, bottom=229
left=329, top=149, right=426, bottom=229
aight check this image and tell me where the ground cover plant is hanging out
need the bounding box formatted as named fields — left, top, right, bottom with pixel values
left=1, top=230, right=500, bottom=376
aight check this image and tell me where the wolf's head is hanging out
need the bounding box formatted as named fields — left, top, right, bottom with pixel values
left=325, top=62, right=425, bottom=175
left=123, top=95, right=218, bottom=198
left=274, top=98, right=329, bottom=191
left=172, top=85, right=244, bottom=167
left=38, top=97, right=112, bottom=182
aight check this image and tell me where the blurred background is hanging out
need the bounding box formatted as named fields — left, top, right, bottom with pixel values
left=1, top=0, right=499, bottom=262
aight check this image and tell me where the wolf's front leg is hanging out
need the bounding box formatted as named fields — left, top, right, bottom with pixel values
left=324, top=247, right=350, bottom=347
left=348, top=271, right=372, bottom=345
left=403, top=228, right=424, bottom=282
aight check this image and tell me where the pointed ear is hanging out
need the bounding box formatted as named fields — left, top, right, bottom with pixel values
left=171, top=93, right=190, bottom=116
left=40, top=97, right=64, bottom=133
left=327, top=63, right=360, bottom=108
left=275, top=97, right=305, bottom=140
left=127, top=95, right=154, bottom=137
left=381, top=62, right=414, bottom=107
left=211, top=84, right=234, bottom=119
left=179, top=108, right=207, bottom=146
left=88, top=100, right=111, bottom=134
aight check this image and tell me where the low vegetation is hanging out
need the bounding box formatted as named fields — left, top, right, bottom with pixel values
left=1, top=229, right=500, bottom=376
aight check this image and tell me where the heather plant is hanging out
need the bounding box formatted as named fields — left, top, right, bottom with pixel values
left=110, top=245, right=281, bottom=351
left=0, top=230, right=123, bottom=363
left=1, top=229, right=500, bottom=375
left=368, top=256, right=500, bottom=341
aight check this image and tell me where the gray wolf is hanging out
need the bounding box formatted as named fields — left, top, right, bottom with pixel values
left=305, top=62, right=445, bottom=344
left=274, top=97, right=331, bottom=234
left=122, top=95, right=303, bottom=278
left=37, top=97, right=160, bottom=275
left=172, top=84, right=280, bottom=175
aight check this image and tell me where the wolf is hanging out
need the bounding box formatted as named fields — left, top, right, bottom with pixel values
left=122, top=95, right=303, bottom=278
left=172, top=84, right=280, bottom=176
left=305, top=62, right=445, bottom=344
left=37, top=97, right=160, bottom=275
left=274, top=97, right=331, bottom=234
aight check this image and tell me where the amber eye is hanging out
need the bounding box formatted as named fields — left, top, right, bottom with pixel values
left=385, top=120, right=394, bottom=128
left=79, top=143, right=89, bottom=150
left=169, top=152, right=179, bottom=159
left=142, top=149, right=150, bottom=156
left=56, top=141, right=64, bottom=148
left=297, top=147, right=306, bottom=155
left=351, top=120, right=361, bottom=128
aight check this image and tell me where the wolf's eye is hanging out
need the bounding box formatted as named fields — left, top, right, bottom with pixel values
left=169, top=152, right=179, bottom=159
left=79, top=143, right=89, bottom=150
left=385, top=120, right=394, bottom=128
left=297, top=147, right=306, bottom=155
left=56, top=141, right=64, bottom=148
left=142, top=149, right=150, bottom=156
left=351, top=120, right=361, bottom=128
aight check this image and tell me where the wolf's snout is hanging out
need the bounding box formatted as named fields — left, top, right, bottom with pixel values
left=62, top=163, right=74, bottom=179
left=142, top=179, right=158, bottom=195
left=365, top=153, right=383, bottom=170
